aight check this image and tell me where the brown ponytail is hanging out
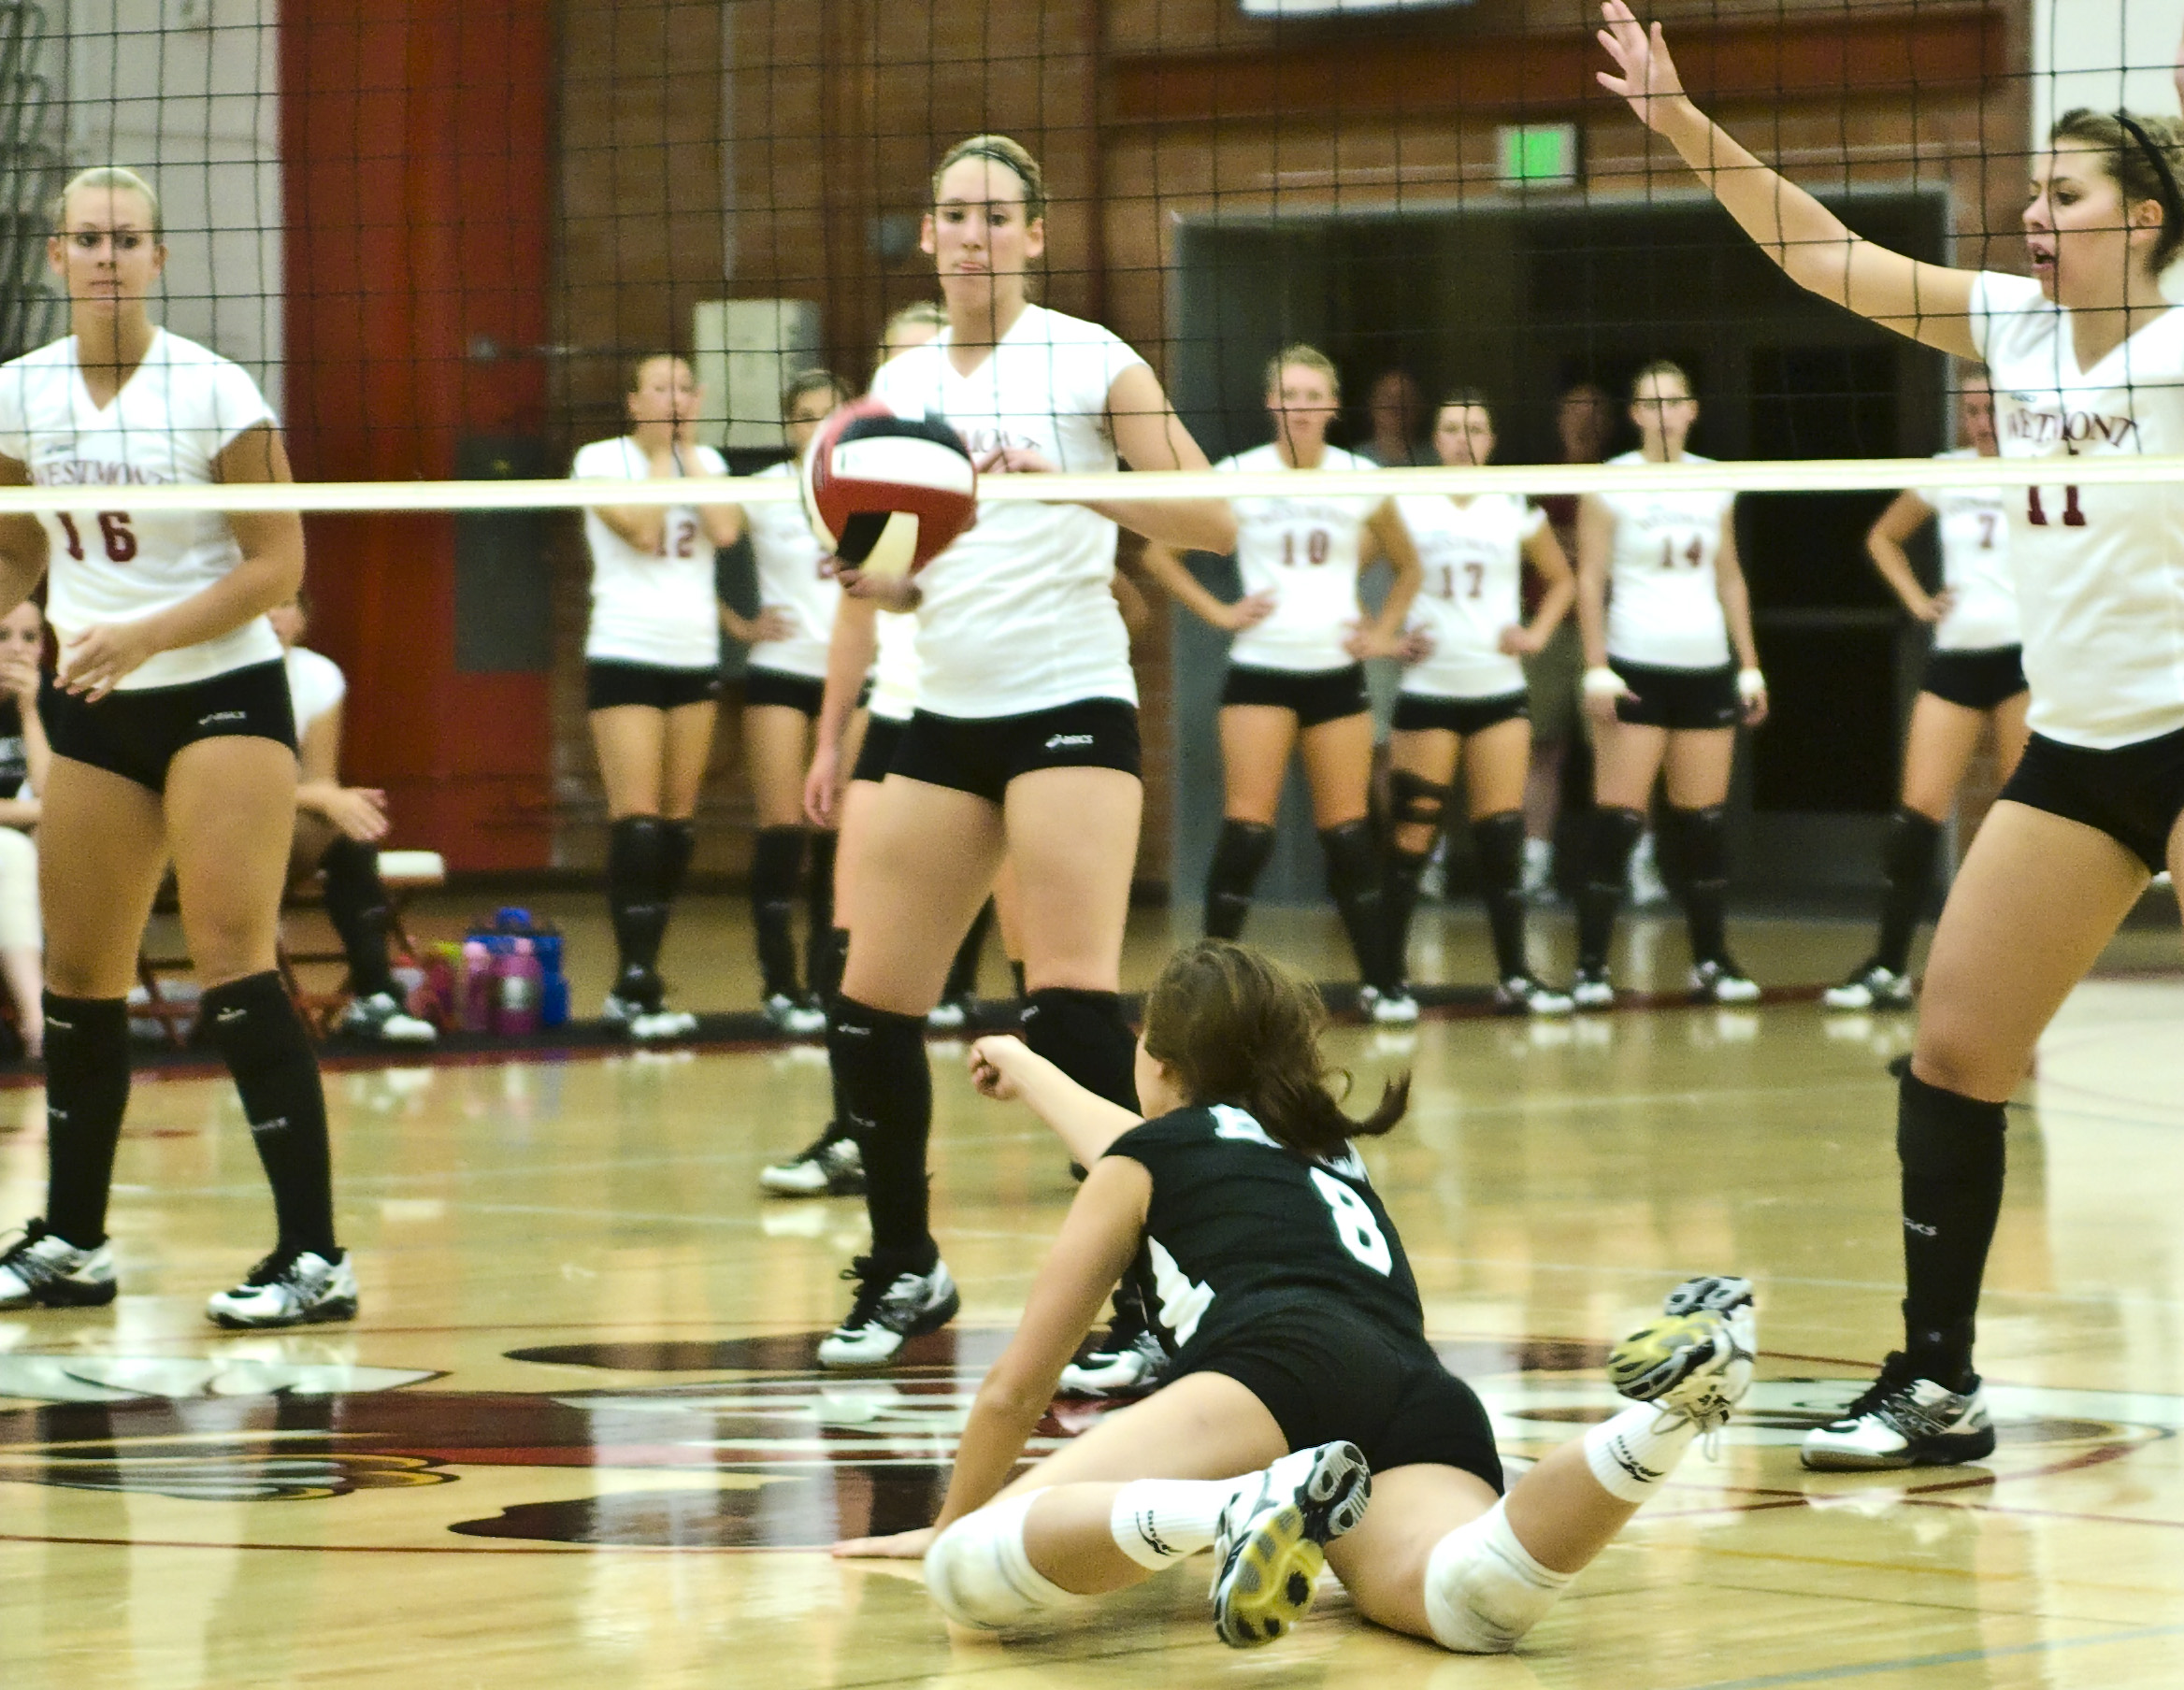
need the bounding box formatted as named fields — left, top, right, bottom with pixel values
left=1141, top=939, right=1409, bottom=1161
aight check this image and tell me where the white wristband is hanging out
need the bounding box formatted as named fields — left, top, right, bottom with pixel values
left=1581, top=666, right=1624, bottom=698
left=1737, top=667, right=1766, bottom=701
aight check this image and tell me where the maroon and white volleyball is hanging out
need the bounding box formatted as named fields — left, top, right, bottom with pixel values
left=800, top=398, right=977, bottom=578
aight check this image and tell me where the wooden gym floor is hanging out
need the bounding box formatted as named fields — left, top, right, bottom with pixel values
left=2, top=900, right=2181, bottom=1688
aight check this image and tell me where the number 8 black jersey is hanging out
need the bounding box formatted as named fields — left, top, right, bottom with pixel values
left=1104, top=1103, right=1425, bottom=1358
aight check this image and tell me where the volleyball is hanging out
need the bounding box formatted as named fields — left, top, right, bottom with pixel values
left=800, top=399, right=978, bottom=578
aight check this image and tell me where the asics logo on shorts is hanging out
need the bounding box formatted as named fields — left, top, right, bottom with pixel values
left=1043, top=733, right=1094, bottom=751
left=197, top=709, right=248, bottom=727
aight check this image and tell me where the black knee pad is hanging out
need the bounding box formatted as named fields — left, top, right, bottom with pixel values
left=1884, top=807, right=1944, bottom=888
left=198, top=971, right=309, bottom=1079
left=751, top=825, right=806, bottom=903
left=1665, top=804, right=1728, bottom=887
left=1470, top=809, right=1526, bottom=890
left=1317, top=819, right=1379, bottom=896
left=1584, top=807, right=1645, bottom=889
left=1896, top=1068, right=2007, bottom=1182
left=1021, top=987, right=1138, bottom=1112
left=660, top=819, right=697, bottom=903
left=609, top=815, right=667, bottom=896
left=1207, top=820, right=1276, bottom=899
left=1389, top=768, right=1452, bottom=831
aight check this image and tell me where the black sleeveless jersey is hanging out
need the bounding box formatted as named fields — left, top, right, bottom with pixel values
left=1104, top=1103, right=1425, bottom=1359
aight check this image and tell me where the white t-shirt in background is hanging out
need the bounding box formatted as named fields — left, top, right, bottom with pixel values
left=1397, top=493, right=1543, bottom=700
left=1926, top=450, right=2018, bottom=652
left=573, top=436, right=728, bottom=671
left=284, top=644, right=347, bottom=738
left=744, top=458, right=837, bottom=680
left=1598, top=451, right=1734, bottom=670
left=1221, top=443, right=1383, bottom=673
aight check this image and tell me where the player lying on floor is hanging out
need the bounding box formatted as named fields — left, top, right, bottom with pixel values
left=833, top=938, right=1756, bottom=1653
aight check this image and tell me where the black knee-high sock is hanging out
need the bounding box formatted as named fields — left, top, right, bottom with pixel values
left=831, top=996, right=934, bottom=1268
left=608, top=815, right=668, bottom=989
left=812, top=924, right=851, bottom=1021
left=944, top=901, right=994, bottom=1002
left=318, top=835, right=395, bottom=998
left=1472, top=809, right=1531, bottom=981
left=1576, top=807, right=1645, bottom=971
left=1897, top=1067, right=2007, bottom=1387
left=200, top=972, right=336, bottom=1257
left=660, top=818, right=696, bottom=901
left=1022, top=986, right=1138, bottom=1110
left=1321, top=820, right=1396, bottom=990
left=1204, top=820, right=1276, bottom=940
left=1667, top=804, right=1731, bottom=967
left=1008, top=959, right=1027, bottom=1003
left=1876, top=808, right=1944, bottom=974
left=1383, top=846, right=1432, bottom=989
left=751, top=825, right=807, bottom=999
left=41, top=995, right=131, bottom=1247
left=819, top=927, right=855, bottom=1139
left=805, top=833, right=838, bottom=996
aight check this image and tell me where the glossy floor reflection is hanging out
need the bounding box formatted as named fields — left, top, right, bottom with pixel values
left=2, top=966, right=2182, bottom=1687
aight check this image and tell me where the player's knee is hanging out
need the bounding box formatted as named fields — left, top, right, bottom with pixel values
left=1896, top=1064, right=2007, bottom=1181
left=1421, top=1503, right=1569, bottom=1655
left=1584, top=807, right=1645, bottom=888
left=1208, top=820, right=1276, bottom=897
left=1664, top=804, right=1727, bottom=885
left=1389, top=767, right=1450, bottom=832
left=924, top=1496, right=1070, bottom=1631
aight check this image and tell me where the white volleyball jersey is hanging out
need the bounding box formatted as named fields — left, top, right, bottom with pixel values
left=573, top=437, right=728, bottom=670
left=1396, top=494, right=1543, bottom=699
left=869, top=609, right=920, bottom=723
left=1925, top=449, right=2018, bottom=652
left=868, top=304, right=1144, bottom=717
left=0, top=330, right=281, bottom=690
left=1599, top=451, right=1734, bottom=669
left=284, top=644, right=347, bottom=737
left=744, top=459, right=837, bottom=680
left=1218, top=443, right=1382, bottom=673
left=1971, top=271, right=2184, bottom=747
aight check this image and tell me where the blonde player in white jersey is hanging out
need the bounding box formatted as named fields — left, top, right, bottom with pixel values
left=573, top=353, right=738, bottom=1041
left=1385, top=390, right=1575, bottom=1015
left=809, top=134, right=1234, bottom=1368
left=0, top=167, right=353, bottom=1329
left=266, top=593, right=435, bottom=1046
left=1140, top=346, right=1423, bottom=1023
left=726, top=368, right=853, bottom=1036
left=1601, top=2, right=2184, bottom=1471
left=1571, top=360, right=1767, bottom=1009
left=1827, top=372, right=2026, bottom=1011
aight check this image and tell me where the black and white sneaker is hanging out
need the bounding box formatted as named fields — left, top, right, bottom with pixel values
left=1689, top=958, right=1761, bottom=1005
left=1494, top=974, right=1575, bottom=1017
left=758, top=1129, right=865, bottom=1197
left=762, top=993, right=826, bottom=1037
left=1823, top=960, right=1915, bottom=1011
left=1058, top=1289, right=1170, bottom=1399
left=815, top=1254, right=959, bottom=1368
left=0, top=1219, right=117, bottom=1310
left=1800, top=1353, right=1995, bottom=1470
left=1210, top=1440, right=1372, bottom=1649
left=1570, top=966, right=1616, bottom=1010
left=339, top=990, right=438, bottom=1044
left=206, top=1248, right=359, bottom=1329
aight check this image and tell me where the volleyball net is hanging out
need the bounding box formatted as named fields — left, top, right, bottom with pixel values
left=5, top=0, right=2180, bottom=513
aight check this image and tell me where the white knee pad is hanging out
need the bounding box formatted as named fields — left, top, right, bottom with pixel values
left=1422, top=1501, right=1573, bottom=1655
left=923, top=1494, right=1071, bottom=1631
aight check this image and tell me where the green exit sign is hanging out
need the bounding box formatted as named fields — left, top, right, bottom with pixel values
left=1498, top=123, right=1579, bottom=187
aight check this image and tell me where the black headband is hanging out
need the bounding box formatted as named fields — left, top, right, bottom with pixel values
left=2114, top=112, right=2184, bottom=240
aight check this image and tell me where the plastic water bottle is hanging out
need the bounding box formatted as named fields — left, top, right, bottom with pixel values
left=461, top=939, right=495, bottom=1033
left=534, top=932, right=568, bottom=1029
left=495, top=938, right=542, bottom=1037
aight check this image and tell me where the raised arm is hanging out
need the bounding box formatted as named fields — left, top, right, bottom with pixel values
left=1597, top=3, right=1980, bottom=357
left=1865, top=491, right=1946, bottom=622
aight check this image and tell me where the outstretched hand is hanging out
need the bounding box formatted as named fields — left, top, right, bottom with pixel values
left=1596, top=2, right=1688, bottom=132
left=968, top=1035, right=1031, bottom=1101
left=833, top=1526, right=935, bottom=1560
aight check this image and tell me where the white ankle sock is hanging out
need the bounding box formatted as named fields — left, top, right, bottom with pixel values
left=1582, top=1402, right=1701, bottom=1504
left=1108, top=1476, right=1243, bottom=1570
left=1423, top=1499, right=1573, bottom=1654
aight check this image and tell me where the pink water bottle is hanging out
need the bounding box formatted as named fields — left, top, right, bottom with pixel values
left=460, top=940, right=495, bottom=1033
left=494, top=938, right=542, bottom=1037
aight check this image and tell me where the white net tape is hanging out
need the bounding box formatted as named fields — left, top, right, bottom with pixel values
left=0, top=454, right=2173, bottom=515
